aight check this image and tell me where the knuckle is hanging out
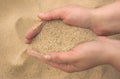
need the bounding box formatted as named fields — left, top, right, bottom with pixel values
left=51, top=53, right=60, bottom=62
left=63, top=17, right=70, bottom=23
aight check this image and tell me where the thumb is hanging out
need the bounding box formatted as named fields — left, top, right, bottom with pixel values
left=38, top=8, right=65, bottom=20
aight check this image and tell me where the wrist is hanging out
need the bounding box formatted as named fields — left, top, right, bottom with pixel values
left=89, top=8, right=105, bottom=35
left=105, top=39, right=120, bottom=70
left=90, top=1, right=120, bottom=35
left=96, top=37, right=120, bottom=67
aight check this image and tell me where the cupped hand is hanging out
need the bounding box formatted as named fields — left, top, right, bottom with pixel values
left=38, top=5, right=94, bottom=29
left=25, top=4, right=120, bottom=44
left=27, top=37, right=120, bottom=72
left=25, top=5, right=95, bottom=44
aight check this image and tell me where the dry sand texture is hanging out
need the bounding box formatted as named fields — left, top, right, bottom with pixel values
left=0, top=0, right=120, bottom=79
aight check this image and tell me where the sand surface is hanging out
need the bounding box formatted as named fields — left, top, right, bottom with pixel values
left=0, top=0, right=120, bottom=79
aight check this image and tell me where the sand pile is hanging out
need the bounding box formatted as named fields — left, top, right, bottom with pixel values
left=0, top=0, right=120, bottom=79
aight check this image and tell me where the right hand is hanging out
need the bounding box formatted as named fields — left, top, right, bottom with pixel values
left=25, top=3, right=120, bottom=44
left=25, top=5, right=96, bottom=44
left=38, top=5, right=94, bottom=29
left=38, top=4, right=120, bottom=36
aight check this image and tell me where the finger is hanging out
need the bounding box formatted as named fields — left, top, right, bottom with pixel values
left=46, top=62, right=76, bottom=73
left=25, top=21, right=45, bottom=39
left=27, top=49, right=67, bottom=69
left=44, top=50, right=78, bottom=64
left=28, top=49, right=76, bottom=64
left=27, top=48, right=44, bottom=60
left=27, top=48, right=76, bottom=72
left=24, top=39, right=32, bottom=44
left=44, top=62, right=69, bottom=72
left=38, top=8, right=65, bottom=20
left=25, top=21, right=46, bottom=43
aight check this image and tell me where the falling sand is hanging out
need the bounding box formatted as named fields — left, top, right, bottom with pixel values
left=0, top=0, right=120, bottom=79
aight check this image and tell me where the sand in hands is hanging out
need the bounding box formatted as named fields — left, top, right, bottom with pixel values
left=1, top=0, right=120, bottom=79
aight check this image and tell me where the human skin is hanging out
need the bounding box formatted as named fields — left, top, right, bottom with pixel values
left=25, top=1, right=120, bottom=72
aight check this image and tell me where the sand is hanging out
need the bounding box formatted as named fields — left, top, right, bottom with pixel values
left=0, top=0, right=120, bottom=79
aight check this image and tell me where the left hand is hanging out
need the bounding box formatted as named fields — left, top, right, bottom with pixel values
left=27, top=37, right=120, bottom=73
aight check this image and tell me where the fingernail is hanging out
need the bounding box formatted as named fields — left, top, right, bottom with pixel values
left=32, top=25, right=38, bottom=30
left=25, top=39, right=31, bottom=44
left=30, top=49, right=36, bottom=54
left=36, top=18, right=42, bottom=22
left=39, top=13, right=45, bottom=17
left=44, top=55, right=51, bottom=60
left=28, top=48, right=38, bottom=56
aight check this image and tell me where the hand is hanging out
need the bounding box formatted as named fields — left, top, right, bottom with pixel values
left=25, top=3, right=120, bottom=43
left=39, top=1, right=120, bottom=35
left=25, top=3, right=120, bottom=72
left=38, top=5, right=93, bottom=29
left=38, top=3, right=120, bottom=35
left=27, top=37, right=120, bottom=72
left=25, top=5, right=95, bottom=43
